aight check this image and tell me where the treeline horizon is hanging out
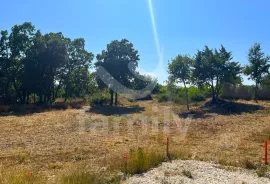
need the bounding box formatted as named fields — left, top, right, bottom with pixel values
left=1, top=22, right=270, bottom=106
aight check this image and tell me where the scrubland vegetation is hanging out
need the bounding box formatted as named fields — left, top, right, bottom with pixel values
left=1, top=22, right=270, bottom=183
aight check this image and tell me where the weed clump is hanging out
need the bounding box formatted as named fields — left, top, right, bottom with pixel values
left=125, top=148, right=165, bottom=174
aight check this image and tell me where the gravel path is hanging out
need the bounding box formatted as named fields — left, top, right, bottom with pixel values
left=127, top=160, right=270, bottom=184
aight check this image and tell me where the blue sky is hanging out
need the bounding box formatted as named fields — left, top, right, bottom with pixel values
left=1, top=0, right=270, bottom=85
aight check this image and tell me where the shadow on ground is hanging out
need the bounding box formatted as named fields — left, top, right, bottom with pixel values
left=0, top=101, right=84, bottom=117
left=88, top=105, right=145, bottom=116
left=178, top=99, right=264, bottom=119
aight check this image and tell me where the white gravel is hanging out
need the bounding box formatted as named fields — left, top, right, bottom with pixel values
left=127, top=160, right=270, bottom=184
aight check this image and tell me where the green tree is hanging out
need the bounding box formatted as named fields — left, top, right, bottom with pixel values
left=243, top=43, right=270, bottom=102
left=95, top=39, right=140, bottom=106
left=0, top=30, right=11, bottom=103
left=24, top=31, right=68, bottom=104
left=8, top=22, right=35, bottom=104
left=262, top=74, right=270, bottom=88
left=62, top=38, right=94, bottom=100
left=168, top=55, right=193, bottom=110
left=193, top=45, right=242, bottom=103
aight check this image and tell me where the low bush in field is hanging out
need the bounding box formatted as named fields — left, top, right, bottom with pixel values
left=157, top=93, right=169, bottom=102
left=191, top=94, right=206, bottom=102
left=89, top=93, right=110, bottom=106
left=157, top=86, right=207, bottom=104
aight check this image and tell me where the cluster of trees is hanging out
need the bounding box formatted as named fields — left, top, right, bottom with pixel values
left=0, top=22, right=154, bottom=106
left=168, top=44, right=270, bottom=110
left=1, top=22, right=269, bottom=108
left=0, top=22, right=94, bottom=104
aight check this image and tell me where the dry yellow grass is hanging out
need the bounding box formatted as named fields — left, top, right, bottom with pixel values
left=0, top=98, right=270, bottom=183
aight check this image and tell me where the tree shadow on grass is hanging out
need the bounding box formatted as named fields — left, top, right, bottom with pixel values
left=178, top=99, right=264, bottom=119
left=88, top=105, right=145, bottom=116
left=0, top=101, right=84, bottom=117
left=178, top=111, right=213, bottom=119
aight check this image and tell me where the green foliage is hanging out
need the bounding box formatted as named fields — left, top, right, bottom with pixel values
left=89, top=92, right=110, bottom=106
left=262, top=74, right=270, bottom=88
left=188, top=86, right=208, bottom=101
left=168, top=55, right=193, bottom=110
left=132, top=74, right=157, bottom=91
left=193, top=45, right=242, bottom=102
left=191, top=94, right=205, bottom=102
left=157, top=93, right=169, bottom=102
left=62, top=38, right=94, bottom=100
left=243, top=43, right=270, bottom=101
left=157, top=85, right=207, bottom=104
left=0, top=22, right=94, bottom=105
left=95, top=39, right=140, bottom=106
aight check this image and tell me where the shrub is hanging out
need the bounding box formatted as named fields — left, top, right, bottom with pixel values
left=89, top=93, right=110, bottom=106
left=157, top=93, right=169, bottom=102
left=125, top=148, right=165, bottom=174
left=191, top=94, right=205, bottom=102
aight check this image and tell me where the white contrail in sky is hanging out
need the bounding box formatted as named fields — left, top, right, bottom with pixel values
left=147, top=0, right=164, bottom=72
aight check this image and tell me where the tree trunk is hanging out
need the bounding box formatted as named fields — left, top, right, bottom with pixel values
left=215, top=76, right=219, bottom=101
left=110, top=89, right=113, bottom=106
left=64, top=88, right=68, bottom=102
left=255, top=82, right=258, bottom=103
left=5, top=80, right=10, bottom=104
left=13, top=80, right=23, bottom=104
left=26, top=93, right=29, bottom=104
left=115, top=92, right=118, bottom=106
left=211, top=79, right=216, bottom=103
left=22, top=92, right=26, bottom=104
left=183, top=81, right=189, bottom=111
left=39, top=94, right=43, bottom=104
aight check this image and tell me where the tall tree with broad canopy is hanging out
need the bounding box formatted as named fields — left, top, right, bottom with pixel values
left=62, top=38, right=94, bottom=101
left=24, top=32, right=68, bottom=104
left=243, top=43, right=270, bottom=102
left=168, top=55, right=193, bottom=110
left=95, top=39, right=140, bottom=106
left=8, top=22, right=35, bottom=104
left=193, top=45, right=242, bottom=103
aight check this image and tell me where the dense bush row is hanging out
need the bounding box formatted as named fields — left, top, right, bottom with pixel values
left=222, top=84, right=270, bottom=100
left=157, top=86, right=208, bottom=103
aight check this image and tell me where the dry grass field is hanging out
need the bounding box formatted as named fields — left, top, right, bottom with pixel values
left=0, top=98, right=270, bottom=183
